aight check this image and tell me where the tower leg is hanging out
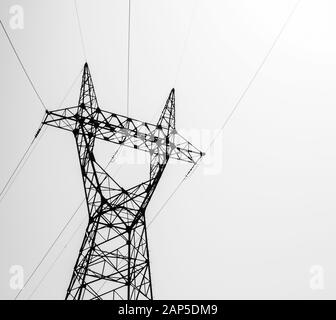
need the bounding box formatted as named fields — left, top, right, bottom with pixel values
left=65, top=201, right=153, bottom=300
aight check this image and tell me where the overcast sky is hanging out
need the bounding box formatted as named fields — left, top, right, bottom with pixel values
left=1, top=0, right=336, bottom=299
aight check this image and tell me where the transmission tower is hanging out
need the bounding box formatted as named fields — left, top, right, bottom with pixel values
left=41, top=63, right=204, bottom=300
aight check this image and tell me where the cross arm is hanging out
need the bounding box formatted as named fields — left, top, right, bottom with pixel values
left=42, top=106, right=204, bottom=164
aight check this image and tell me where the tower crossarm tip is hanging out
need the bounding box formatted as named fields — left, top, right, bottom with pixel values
left=169, top=131, right=205, bottom=164
left=42, top=106, right=79, bottom=133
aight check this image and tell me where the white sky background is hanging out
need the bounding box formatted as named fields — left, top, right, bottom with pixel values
left=1, top=0, right=336, bottom=299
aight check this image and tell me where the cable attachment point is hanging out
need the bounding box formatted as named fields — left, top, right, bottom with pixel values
left=34, top=128, right=42, bottom=139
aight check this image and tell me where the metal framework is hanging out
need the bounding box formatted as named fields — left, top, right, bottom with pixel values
left=41, top=63, right=204, bottom=300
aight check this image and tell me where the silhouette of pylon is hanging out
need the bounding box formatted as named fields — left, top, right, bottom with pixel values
left=42, top=63, right=204, bottom=300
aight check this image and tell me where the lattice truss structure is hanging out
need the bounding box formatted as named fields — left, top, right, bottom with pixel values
left=41, top=63, right=204, bottom=300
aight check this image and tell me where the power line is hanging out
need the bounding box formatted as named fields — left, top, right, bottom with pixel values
left=148, top=2, right=199, bottom=124
left=0, top=130, right=47, bottom=206
left=127, top=0, right=132, bottom=116
left=147, top=0, right=301, bottom=227
left=58, top=67, right=84, bottom=107
left=74, top=0, right=88, bottom=62
left=148, top=163, right=194, bottom=228
left=20, top=146, right=122, bottom=299
left=173, top=0, right=199, bottom=87
left=27, top=209, right=86, bottom=299
left=0, top=13, right=83, bottom=204
left=205, top=0, right=302, bottom=153
left=0, top=136, right=37, bottom=203
left=0, top=68, right=83, bottom=207
left=0, top=117, right=45, bottom=206
left=0, top=17, right=50, bottom=204
left=14, top=199, right=83, bottom=300
left=0, top=19, right=46, bottom=111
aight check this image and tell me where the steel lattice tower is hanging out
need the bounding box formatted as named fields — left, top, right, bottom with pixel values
left=41, top=63, right=204, bottom=300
